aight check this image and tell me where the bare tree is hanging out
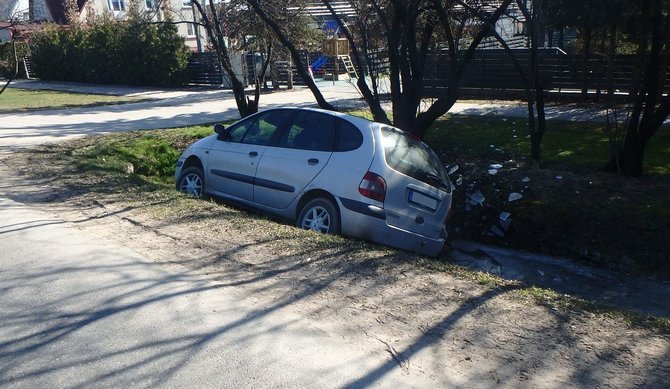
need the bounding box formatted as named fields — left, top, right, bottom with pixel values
left=244, top=1, right=512, bottom=137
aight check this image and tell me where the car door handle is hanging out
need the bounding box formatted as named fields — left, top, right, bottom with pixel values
left=249, top=151, right=258, bottom=157
left=308, top=158, right=319, bottom=165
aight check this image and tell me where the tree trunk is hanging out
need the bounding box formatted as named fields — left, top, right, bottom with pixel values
left=604, top=0, right=670, bottom=177
left=531, top=82, right=546, bottom=164
left=287, top=55, right=293, bottom=89
left=0, top=40, right=19, bottom=96
left=270, top=57, right=279, bottom=90
left=581, top=28, right=592, bottom=101
left=192, top=0, right=252, bottom=118
left=607, top=138, right=647, bottom=177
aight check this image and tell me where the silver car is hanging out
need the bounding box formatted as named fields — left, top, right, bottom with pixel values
left=175, top=107, right=453, bottom=256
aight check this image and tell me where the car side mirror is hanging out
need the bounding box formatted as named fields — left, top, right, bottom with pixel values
left=214, top=123, right=230, bottom=141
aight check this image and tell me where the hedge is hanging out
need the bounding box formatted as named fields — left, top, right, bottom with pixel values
left=30, top=18, right=190, bottom=87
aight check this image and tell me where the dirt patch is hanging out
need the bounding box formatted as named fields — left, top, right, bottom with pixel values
left=1, top=145, right=669, bottom=387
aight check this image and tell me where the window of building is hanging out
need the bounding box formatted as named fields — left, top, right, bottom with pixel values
left=109, top=0, right=125, bottom=11
left=186, top=23, right=195, bottom=37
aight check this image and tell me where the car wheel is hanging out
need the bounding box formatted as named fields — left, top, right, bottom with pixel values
left=297, top=198, right=340, bottom=234
left=177, top=166, right=205, bottom=198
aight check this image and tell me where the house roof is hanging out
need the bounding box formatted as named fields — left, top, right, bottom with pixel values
left=45, top=0, right=86, bottom=24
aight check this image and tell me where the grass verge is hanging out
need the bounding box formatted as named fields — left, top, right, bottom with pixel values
left=0, top=88, right=147, bottom=112
left=53, top=115, right=670, bottom=278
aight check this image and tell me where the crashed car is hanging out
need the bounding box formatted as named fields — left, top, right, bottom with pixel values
left=175, top=107, right=453, bottom=256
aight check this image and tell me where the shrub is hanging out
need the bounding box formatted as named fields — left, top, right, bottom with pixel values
left=30, top=18, right=190, bottom=87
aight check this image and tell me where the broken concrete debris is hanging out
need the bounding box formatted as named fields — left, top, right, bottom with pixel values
left=508, top=192, right=523, bottom=202
left=469, top=190, right=485, bottom=206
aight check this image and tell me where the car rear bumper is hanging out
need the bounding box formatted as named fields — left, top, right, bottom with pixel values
left=338, top=198, right=446, bottom=257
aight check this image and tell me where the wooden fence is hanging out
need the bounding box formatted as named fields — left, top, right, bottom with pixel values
left=188, top=49, right=649, bottom=98
left=422, top=49, right=643, bottom=97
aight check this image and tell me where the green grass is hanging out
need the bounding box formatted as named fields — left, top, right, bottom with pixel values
left=72, top=126, right=214, bottom=184
left=0, top=88, right=146, bottom=112
left=425, top=115, right=670, bottom=174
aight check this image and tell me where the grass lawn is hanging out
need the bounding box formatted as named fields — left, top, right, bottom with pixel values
left=0, top=88, right=146, bottom=112
left=426, top=115, right=670, bottom=175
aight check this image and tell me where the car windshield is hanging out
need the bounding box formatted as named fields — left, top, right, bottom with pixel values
left=381, top=126, right=451, bottom=192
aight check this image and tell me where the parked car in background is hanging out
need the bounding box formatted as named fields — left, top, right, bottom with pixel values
left=175, top=107, right=453, bottom=256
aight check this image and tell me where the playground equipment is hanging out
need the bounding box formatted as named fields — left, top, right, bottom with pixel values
left=310, top=54, right=328, bottom=73
left=322, top=38, right=357, bottom=81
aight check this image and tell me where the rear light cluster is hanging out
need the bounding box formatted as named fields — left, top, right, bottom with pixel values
left=359, top=171, right=386, bottom=202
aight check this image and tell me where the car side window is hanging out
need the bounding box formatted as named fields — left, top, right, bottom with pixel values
left=241, top=110, right=291, bottom=146
left=224, top=115, right=257, bottom=143
left=278, top=111, right=335, bottom=151
left=335, top=119, right=363, bottom=151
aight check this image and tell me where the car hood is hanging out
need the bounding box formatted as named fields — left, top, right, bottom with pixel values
left=185, top=134, right=217, bottom=152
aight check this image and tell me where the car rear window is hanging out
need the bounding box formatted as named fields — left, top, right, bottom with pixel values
left=381, top=126, right=451, bottom=192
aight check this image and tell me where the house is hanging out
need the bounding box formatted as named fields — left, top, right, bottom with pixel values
left=0, top=0, right=205, bottom=51
left=0, top=0, right=84, bottom=24
left=84, top=0, right=205, bottom=52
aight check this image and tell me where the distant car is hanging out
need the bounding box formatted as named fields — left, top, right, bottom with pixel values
left=175, top=107, right=453, bottom=256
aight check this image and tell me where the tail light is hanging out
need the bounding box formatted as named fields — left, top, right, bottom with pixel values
left=359, top=171, right=386, bottom=202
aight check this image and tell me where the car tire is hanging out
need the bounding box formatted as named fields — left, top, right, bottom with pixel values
left=297, top=198, right=340, bottom=234
left=177, top=166, right=205, bottom=198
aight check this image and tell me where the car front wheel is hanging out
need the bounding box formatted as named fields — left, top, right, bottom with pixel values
left=297, top=198, right=340, bottom=234
left=177, top=166, right=205, bottom=198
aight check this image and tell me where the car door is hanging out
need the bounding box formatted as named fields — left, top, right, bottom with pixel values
left=207, top=110, right=290, bottom=201
left=253, top=110, right=335, bottom=209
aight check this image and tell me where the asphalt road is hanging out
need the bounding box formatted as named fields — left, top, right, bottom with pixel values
left=0, top=83, right=435, bottom=387
left=0, top=197, right=436, bottom=387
